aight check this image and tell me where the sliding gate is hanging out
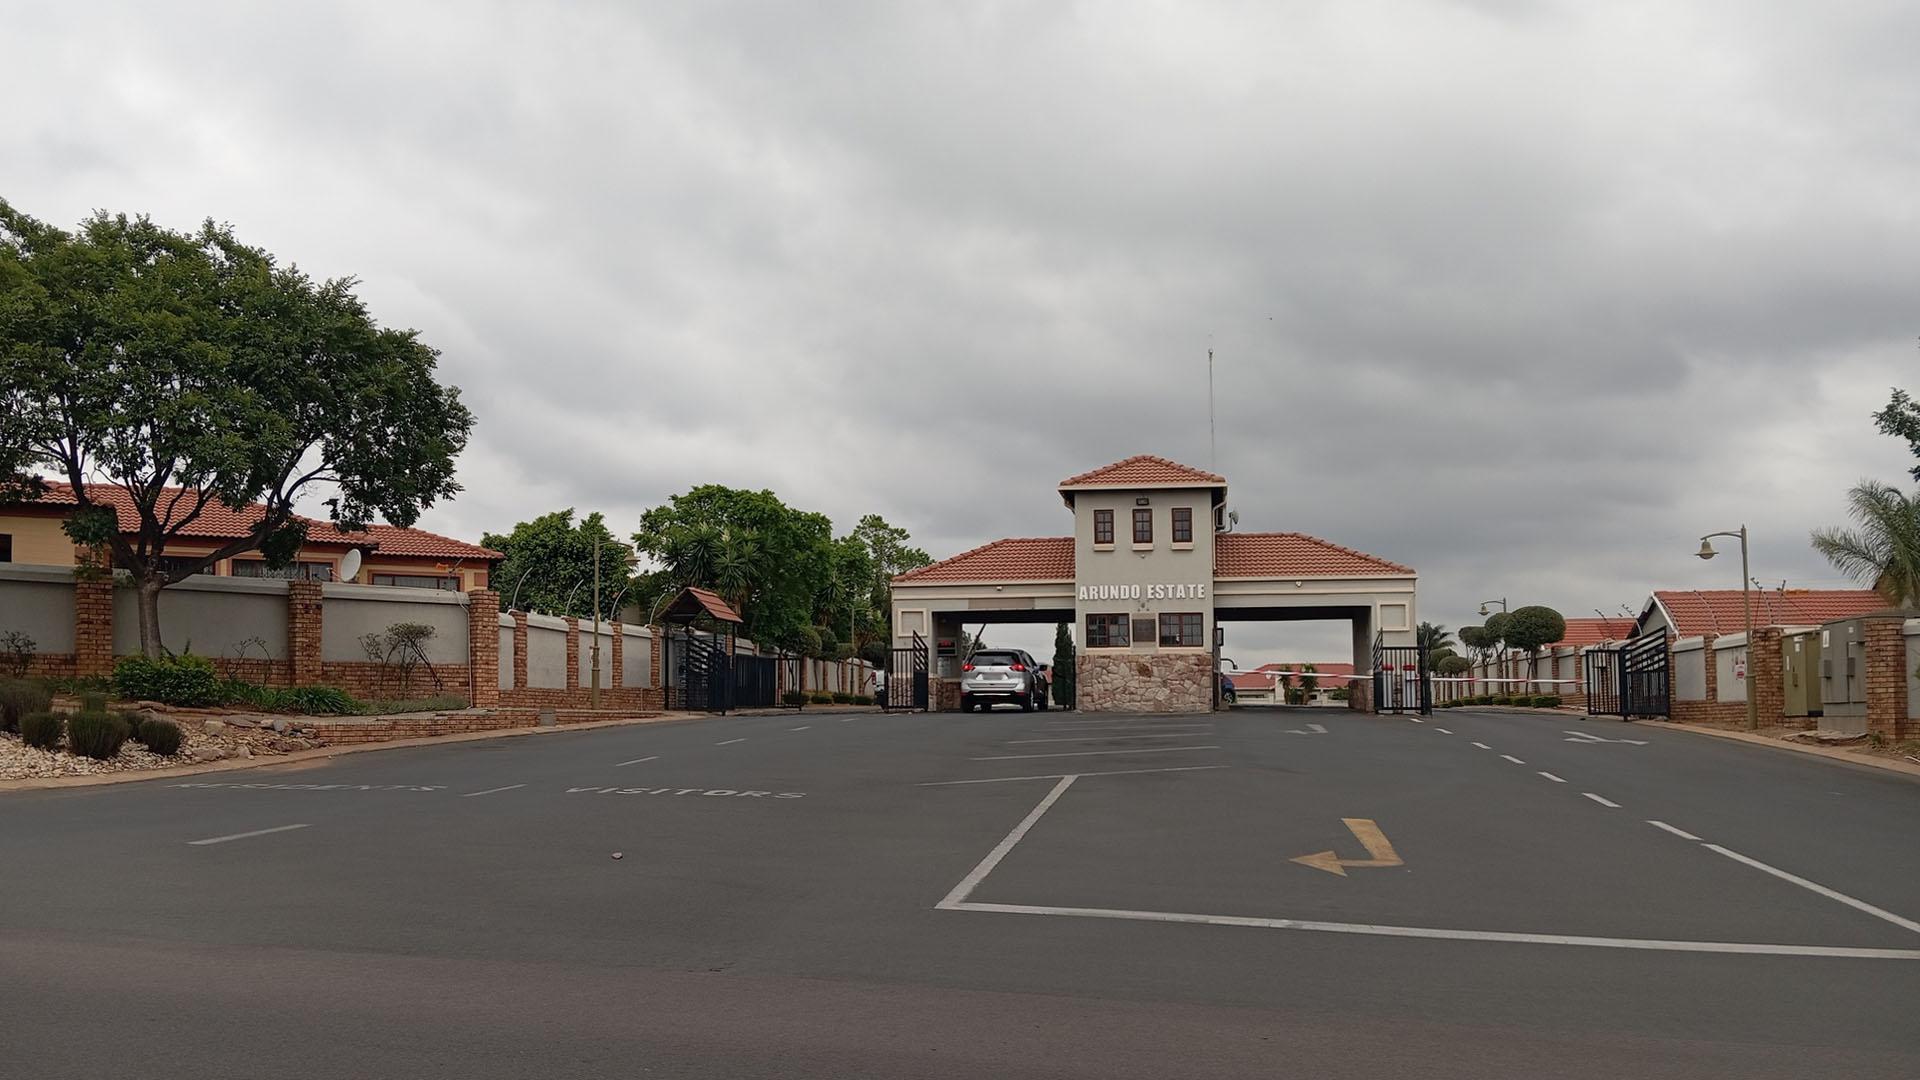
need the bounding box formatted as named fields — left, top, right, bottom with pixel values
left=1586, top=631, right=1670, bottom=719
left=884, top=633, right=929, bottom=711
left=666, top=630, right=732, bottom=713
left=1373, top=632, right=1432, bottom=716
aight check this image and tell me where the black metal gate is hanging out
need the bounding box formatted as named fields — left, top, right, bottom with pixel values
left=668, top=631, right=732, bottom=713
left=1587, top=630, right=1669, bottom=719
left=732, top=653, right=779, bottom=710
left=1373, top=632, right=1432, bottom=715
left=884, top=633, right=929, bottom=711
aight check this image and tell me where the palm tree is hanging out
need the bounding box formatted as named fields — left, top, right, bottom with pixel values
left=1811, top=481, right=1920, bottom=608
left=1417, top=621, right=1455, bottom=654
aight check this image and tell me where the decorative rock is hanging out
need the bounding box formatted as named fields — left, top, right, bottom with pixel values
left=269, top=718, right=292, bottom=734
left=202, top=720, right=227, bottom=736
left=236, top=744, right=252, bottom=759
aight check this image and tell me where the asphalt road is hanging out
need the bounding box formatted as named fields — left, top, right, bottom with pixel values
left=4, top=704, right=1918, bottom=1078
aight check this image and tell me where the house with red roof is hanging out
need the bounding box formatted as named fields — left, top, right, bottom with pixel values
left=1635, top=590, right=1885, bottom=639
left=890, top=455, right=1418, bottom=714
left=0, top=481, right=500, bottom=591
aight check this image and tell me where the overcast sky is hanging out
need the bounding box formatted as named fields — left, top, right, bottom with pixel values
left=9, top=1, right=1917, bottom=665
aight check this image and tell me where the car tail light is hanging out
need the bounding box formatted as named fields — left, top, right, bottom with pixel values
left=1010, top=663, right=1026, bottom=672
left=962, top=663, right=974, bottom=672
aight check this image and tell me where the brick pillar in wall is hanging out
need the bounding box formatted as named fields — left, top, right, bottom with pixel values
left=650, top=625, right=664, bottom=693
left=1862, top=615, right=1911, bottom=741
left=1748, top=626, right=1785, bottom=727
left=565, top=617, right=581, bottom=693
left=287, top=580, right=324, bottom=687
left=611, top=622, right=624, bottom=689
left=72, top=558, right=116, bottom=678
left=466, top=589, right=500, bottom=708
left=1700, top=633, right=1719, bottom=703
left=512, top=612, right=530, bottom=689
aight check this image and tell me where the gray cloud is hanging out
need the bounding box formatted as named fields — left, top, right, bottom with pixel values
left=7, top=1, right=1917, bottom=662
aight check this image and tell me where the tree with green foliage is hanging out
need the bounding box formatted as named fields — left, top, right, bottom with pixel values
left=1298, top=663, right=1319, bottom=704
left=1458, top=625, right=1493, bottom=665
left=1050, top=622, right=1076, bottom=709
left=1417, top=621, right=1454, bottom=655
left=1810, top=480, right=1920, bottom=608
left=1502, top=606, right=1566, bottom=691
left=0, top=200, right=472, bottom=657
left=483, top=509, right=633, bottom=619
left=1874, top=387, right=1920, bottom=481
left=634, top=485, right=834, bottom=652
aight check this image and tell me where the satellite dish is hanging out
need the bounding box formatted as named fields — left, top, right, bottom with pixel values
left=339, top=549, right=363, bottom=583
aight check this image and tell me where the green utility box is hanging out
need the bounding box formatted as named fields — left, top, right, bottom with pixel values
left=1781, top=627, right=1822, bottom=719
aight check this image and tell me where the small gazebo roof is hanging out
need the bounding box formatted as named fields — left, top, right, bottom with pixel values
left=661, top=586, right=744, bottom=625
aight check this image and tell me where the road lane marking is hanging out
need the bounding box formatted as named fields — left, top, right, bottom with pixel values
left=460, top=784, right=526, bottom=798
left=937, top=776, right=1077, bottom=908
left=938, top=902, right=1920, bottom=960
left=1500, top=754, right=1526, bottom=765
left=1647, top=820, right=1701, bottom=840
left=1041, top=722, right=1212, bottom=730
left=614, top=756, right=659, bottom=767
left=1435, top=728, right=1453, bottom=734
left=789, top=725, right=811, bottom=732
left=187, top=823, right=312, bottom=846
left=1009, top=733, right=1210, bottom=744
left=1537, top=771, right=1566, bottom=783
left=1564, top=730, right=1649, bottom=745
left=1583, top=793, right=1621, bottom=808
left=1285, top=723, right=1329, bottom=735
left=971, top=746, right=1220, bottom=761
left=567, top=787, right=803, bottom=798
left=1292, top=818, right=1404, bottom=877
left=716, top=738, right=746, bottom=745
left=919, top=765, right=1230, bottom=786
left=1702, top=844, right=1920, bottom=935
left=1408, top=718, right=1424, bottom=723
left=1471, top=742, right=1492, bottom=750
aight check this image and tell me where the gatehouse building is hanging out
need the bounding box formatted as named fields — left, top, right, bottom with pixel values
left=890, top=456, right=1418, bottom=713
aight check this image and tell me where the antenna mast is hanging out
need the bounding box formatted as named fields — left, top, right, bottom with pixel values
left=1207, top=348, right=1216, bottom=469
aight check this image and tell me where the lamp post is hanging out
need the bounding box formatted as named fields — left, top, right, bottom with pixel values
left=1696, top=525, right=1758, bottom=731
left=1476, top=598, right=1509, bottom=689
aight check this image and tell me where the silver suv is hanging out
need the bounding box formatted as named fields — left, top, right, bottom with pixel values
left=961, top=649, right=1051, bottom=712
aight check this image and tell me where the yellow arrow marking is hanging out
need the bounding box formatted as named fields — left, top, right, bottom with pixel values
left=1291, top=818, right=1404, bottom=877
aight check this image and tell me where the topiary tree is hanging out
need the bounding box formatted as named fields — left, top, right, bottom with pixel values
left=1050, top=622, right=1075, bottom=709
left=1503, top=606, right=1567, bottom=694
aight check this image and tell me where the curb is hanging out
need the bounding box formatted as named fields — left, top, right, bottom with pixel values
left=0, top=711, right=701, bottom=794
left=1656, top=723, right=1920, bottom=782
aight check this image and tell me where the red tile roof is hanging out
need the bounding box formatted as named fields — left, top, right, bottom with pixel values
left=683, top=586, right=745, bottom=624
left=1649, top=589, right=1887, bottom=637
left=893, top=537, right=1076, bottom=583
left=1059, top=455, right=1226, bottom=489
left=5, top=481, right=499, bottom=561
left=1215, top=533, right=1413, bottom=577
left=1551, top=617, right=1636, bottom=649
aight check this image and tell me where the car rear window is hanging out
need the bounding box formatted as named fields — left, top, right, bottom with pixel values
left=969, top=651, right=1022, bottom=667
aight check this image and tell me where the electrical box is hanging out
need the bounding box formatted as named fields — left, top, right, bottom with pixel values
left=1780, top=628, right=1822, bottom=719
left=1818, top=619, right=1867, bottom=734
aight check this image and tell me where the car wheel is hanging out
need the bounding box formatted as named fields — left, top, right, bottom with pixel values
left=1019, top=692, right=1034, bottom=713
left=1037, top=690, right=1049, bottom=712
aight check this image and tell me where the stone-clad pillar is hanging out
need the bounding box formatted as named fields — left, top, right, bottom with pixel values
left=466, top=589, right=500, bottom=707
left=287, top=580, right=324, bottom=687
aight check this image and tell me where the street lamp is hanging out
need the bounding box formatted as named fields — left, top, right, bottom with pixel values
left=1476, top=598, right=1508, bottom=617
left=1696, top=525, right=1758, bottom=731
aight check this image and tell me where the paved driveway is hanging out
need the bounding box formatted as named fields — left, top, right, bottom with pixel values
left=4, top=706, right=1917, bottom=1078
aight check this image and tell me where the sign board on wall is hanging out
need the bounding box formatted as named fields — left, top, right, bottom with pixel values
left=1078, top=583, right=1208, bottom=601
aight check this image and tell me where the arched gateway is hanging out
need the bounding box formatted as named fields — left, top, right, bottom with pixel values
left=889, top=455, right=1418, bottom=714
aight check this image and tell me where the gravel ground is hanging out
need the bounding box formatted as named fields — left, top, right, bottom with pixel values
left=0, top=707, right=322, bottom=781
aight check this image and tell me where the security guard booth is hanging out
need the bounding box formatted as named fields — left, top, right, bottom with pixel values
left=1780, top=626, right=1823, bottom=721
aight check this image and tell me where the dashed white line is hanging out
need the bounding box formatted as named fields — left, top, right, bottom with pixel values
left=1008, top=733, right=1211, bottom=744
left=1500, top=754, right=1526, bottom=765
left=1702, top=844, right=1920, bottom=936
left=187, top=823, right=311, bottom=846
left=614, top=755, right=659, bottom=767
left=971, top=745, right=1220, bottom=761
left=1647, top=820, right=1701, bottom=840
left=1435, top=728, right=1453, bottom=735
left=1408, top=718, right=1424, bottom=723
left=716, top=738, right=746, bottom=746
left=460, top=784, right=525, bottom=798
left=919, top=765, right=1231, bottom=786
left=789, top=725, right=811, bottom=732
left=1471, top=741, right=1492, bottom=750
left=1583, top=792, right=1621, bottom=808
left=1537, top=771, right=1566, bottom=783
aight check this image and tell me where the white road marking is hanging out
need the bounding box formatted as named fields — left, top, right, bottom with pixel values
left=716, top=738, right=746, bottom=745
left=1408, top=718, right=1424, bottom=723
left=187, top=823, right=312, bottom=846
left=1285, top=723, right=1329, bottom=735
left=614, top=755, right=660, bottom=767
left=789, top=725, right=811, bottom=732
left=1537, top=771, right=1566, bottom=783
left=937, top=776, right=1077, bottom=907
left=938, top=901, right=1920, bottom=960
left=1564, top=730, right=1649, bottom=746
left=1435, top=728, right=1453, bottom=735
left=1041, top=722, right=1212, bottom=730
left=971, top=746, right=1220, bottom=761
left=1583, top=793, right=1621, bottom=808
left=1471, top=742, right=1492, bottom=750
left=1500, top=755, right=1526, bottom=765
left=1702, top=844, right=1920, bottom=936
left=460, top=784, right=525, bottom=798
left=1008, top=733, right=1211, bottom=744
left=919, top=765, right=1231, bottom=786
left=1647, top=820, right=1701, bottom=841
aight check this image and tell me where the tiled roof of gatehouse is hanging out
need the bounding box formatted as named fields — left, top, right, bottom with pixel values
left=1058, top=455, right=1226, bottom=489
left=1214, top=533, right=1413, bottom=577
left=892, top=537, right=1075, bottom=583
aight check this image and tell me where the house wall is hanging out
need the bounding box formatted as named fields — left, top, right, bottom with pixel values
left=0, top=513, right=78, bottom=566
left=1073, top=486, right=1217, bottom=670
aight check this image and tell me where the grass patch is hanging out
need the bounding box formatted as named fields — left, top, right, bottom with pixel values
left=355, top=694, right=469, bottom=715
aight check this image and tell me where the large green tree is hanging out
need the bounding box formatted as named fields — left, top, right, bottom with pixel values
left=1874, top=387, right=1920, bottom=481
left=634, top=485, right=834, bottom=652
left=0, top=201, right=472, bottom=656
left=483, top=509, right=632, bottom=619
left=1810, top=480, right=1920, bottom=608
left=1503, top=606, right=1567, bottom=687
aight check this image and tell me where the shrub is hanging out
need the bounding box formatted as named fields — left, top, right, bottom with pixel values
left=135, top=717, right=184, bottom=755
left=831, top=691, right=853, bottom=704
left=66, top=711, right=130, bottom=760
left=782, top=690, right=807, bottom=707
left=114, top=654, right=221, bottom=706
left=275, top=686, right=358, bottom=715
left=19, top=710, right=63, bottom=750
left=355, top=694, right=466, bottom=715
left=0, top=679, right=53, bottom=732
left=79, top=691, right=109, bottom=712
left=0, top=630, right=36, bottom=679
left=1490, top=695, right=1511, bottom=706
left=1539, top=694, right=1563, bottom=708
left=809, top=692, right=834, bottom=705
